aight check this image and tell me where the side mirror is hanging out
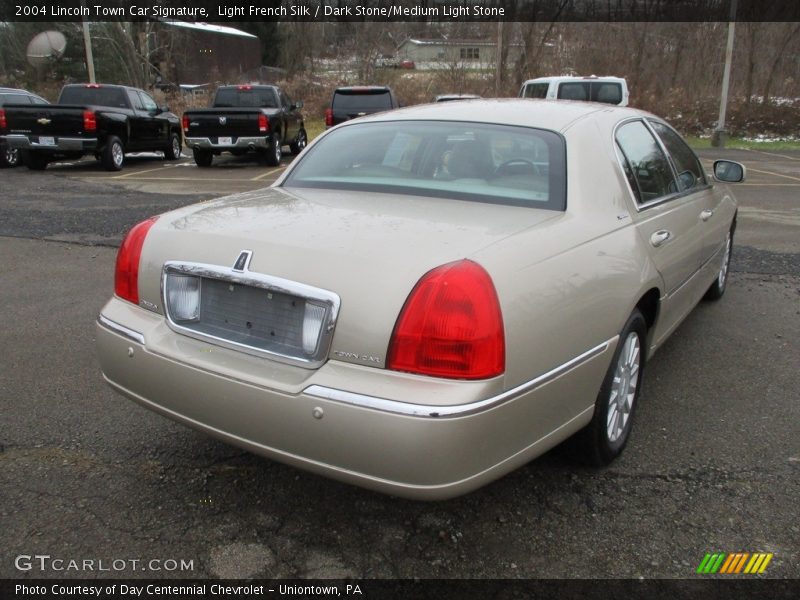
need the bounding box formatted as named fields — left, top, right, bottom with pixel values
left=293, top=100, right=304, bottom=110
left=713, top=160, right=746, bottom=183
left=159, top=105, right=170, bottom=114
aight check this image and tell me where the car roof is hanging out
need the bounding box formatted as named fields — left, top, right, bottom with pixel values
left=351, top=98, right=651, bottom=132
left=335, top=86, right=392, bottom=92
left=0, top=87, right=34, bottom=94
left=521, top=76, right=627, bottom=85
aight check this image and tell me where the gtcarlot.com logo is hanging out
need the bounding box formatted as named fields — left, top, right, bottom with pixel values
left=696, top=552, right=773, bottom=574
left=15, top=554, right=194, bottom=572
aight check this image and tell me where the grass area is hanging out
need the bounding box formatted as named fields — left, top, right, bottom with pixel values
left=686, top=136, right=800, bottom=151
left=305, top=118, right=326, bottom=142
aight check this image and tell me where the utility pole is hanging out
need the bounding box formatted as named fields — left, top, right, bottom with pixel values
left=79, top=0, right=96, bottom=83
left=495, top=21, right=504, bottom=96
left=712, top=0, right=737, bottom=148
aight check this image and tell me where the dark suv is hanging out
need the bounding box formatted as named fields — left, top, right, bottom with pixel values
left=0, top=87, right=49, bottom=167
left=325, top=86, right=399, bottom=128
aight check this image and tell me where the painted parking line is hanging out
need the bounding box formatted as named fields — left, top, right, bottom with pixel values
left=746, top=149, right=800, bottom=162
left=250, top=166, right=287, bottom=181
left=746, top=167, right=800, bottom=183
left=110, top=164, right=184, bottom=179
left=78, top=176, right=256, bottom=183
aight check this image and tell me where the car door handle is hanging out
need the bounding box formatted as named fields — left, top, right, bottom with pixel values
left=700, top=209, right=714, bottom=221
left=650, top=230, right=672, bottom=247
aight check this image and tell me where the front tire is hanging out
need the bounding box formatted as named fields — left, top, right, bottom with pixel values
left=290, top=129, right=307, bottom=155
left=703, top=229, right=733, bottom=301
left=579, top=309, right=647, bottom=466
left=102, top=136, right=125, bottom=171
left=193, top=148, right=213, bottom=167
left=1, top=146, right=20, bottom=168
left=164, top=132, right=182, bottom=160
left=23, top=150, right=48, bottom=171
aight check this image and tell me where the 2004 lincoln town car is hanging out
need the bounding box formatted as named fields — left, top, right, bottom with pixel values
left=97, top=100, right=745, bottom=499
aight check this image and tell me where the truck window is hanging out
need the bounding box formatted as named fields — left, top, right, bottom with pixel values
left=521, top=83, right=548, bottom=99
left=59, top=86, right=129, bottom=109
left=214, top=88, right=278, bottom=109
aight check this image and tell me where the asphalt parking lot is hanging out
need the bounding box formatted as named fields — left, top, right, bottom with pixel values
left=0, top=148, right=798, bottom=581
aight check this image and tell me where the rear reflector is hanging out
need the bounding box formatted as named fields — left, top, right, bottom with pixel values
left=83, top=110, right=96, bottom=132
left=258, top=114, right=268, bottom=132
left=387, top=260, right=505, bottom=380
left=324, top=108, right=333, bottom=127
left=114, top=216, right=158, bottom=305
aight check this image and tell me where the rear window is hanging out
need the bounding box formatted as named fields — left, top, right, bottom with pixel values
left=557, top=82, right=622, bottom=104
left=521, top=83, right=549, bottom=99
left=59, top=86, right=128, bottom=108
left=283, top=120, right=566, bottom=211
left=332, top=90, right=393, bottom=112
left=0, top=93, right=31, bottom=105
left=214, top=88, right=278, bottom=108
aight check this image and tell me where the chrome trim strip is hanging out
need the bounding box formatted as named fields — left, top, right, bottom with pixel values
left=3, top=134, right=97, bottom=150
left=161, top=260, right=341, bottom=370
left=305, top=339, right=614, bottom=418
left=185, top=137, right=270, bottom=150
left=97, top=314, right=145, bottom=345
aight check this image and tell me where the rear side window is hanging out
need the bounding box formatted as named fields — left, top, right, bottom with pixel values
left=593, top=83, right=622, bottom=104
left=557, top=83, right=589, bottom=101
left=284, top=120, right=566, bottom=211
left=522, top=83, right=549, bottom=99
left=59, top=86, right=128, bottom=108
left=127, top=90, right=144, bottom=110
left=214, top=88, right=278, bottom=108
left=649, top=121, right=707, bottom=191
left=332, top=90, right=393, bottom=112
left=0, top=93, right=32, bottom=105
left=557, top=82, right=622, bottom=104
left=616, top=120, right=678, bottom=205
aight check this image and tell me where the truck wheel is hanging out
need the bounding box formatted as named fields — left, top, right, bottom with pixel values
left=265, top=132, right=282, bottom=167
left=193, top=148, right=213, bottom=167
left=102, top=136, right=125, bottom=171
left=1, top=147, right=20, bottom=168
left=164, top=133, right=182, bottom=160
left=290, top=129, right=307, bottom=155
left=23, top=150, right=48, bottom=171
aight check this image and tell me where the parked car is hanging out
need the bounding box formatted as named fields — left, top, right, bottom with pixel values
left=325, top=86, right=399, bottom=128
left=97, top=100, right=744, bottom=499
left=434, top=94, right=482, bottom=102
left=519, top=75, right=630, bottom=106
left=1, top=83, right=182, bottom=171
left=183, top=84, right=306, bottom=168
left=0, top=87, right=49, bottom=168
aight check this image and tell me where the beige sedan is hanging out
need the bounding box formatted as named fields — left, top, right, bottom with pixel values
left=96, top=100, right=744, bottom=499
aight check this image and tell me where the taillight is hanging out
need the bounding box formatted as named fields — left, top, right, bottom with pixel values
left=237, top=85, right=252, bottom=90
left=114, top=217, right=158, bottom=305
left=0, top=109, right=6, bottom=131
left=83, top=110, right=96, bottom=132
left=182, top=115, right=189, bottom=132
left=324, top=108, right=333, bottom=127
left=258, top=114, right=268, bottom=132
left=387, top=260, right=505, bottom=380
left=85, top=83, right=101, bottom=88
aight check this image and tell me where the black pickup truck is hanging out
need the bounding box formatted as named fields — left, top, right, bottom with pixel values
left=0, top=83, right=182, bottom=171
left=182, top=85, right=306, bottom=167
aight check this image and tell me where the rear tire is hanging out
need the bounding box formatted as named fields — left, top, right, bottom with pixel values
left=102, top=136, right=125, bottom=171
left=1, top=146, right=20, bottom=168
left=265, top=132, right=282, bottom=167
left=193, top=148, right=213, bottom=167
left=290, top=129, right=307, bottom=155
left=703, top=228, right=733, bottom=301
left=164, top=132, right=182, bottom=160
left=578, top=309, right=647, bottom=466
left=23, top=150, right=48, bottom=171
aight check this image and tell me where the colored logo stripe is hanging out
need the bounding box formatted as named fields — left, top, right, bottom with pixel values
left=697, top=552, right=773, bottom=574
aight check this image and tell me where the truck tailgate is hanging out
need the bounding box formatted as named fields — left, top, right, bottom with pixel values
left=184, top=109, right=265, bottom=138
left=4, top=105, right=89, bottom=138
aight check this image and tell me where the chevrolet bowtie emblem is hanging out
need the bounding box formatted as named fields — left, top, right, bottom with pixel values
left=37, top=118, right=51, bottom=125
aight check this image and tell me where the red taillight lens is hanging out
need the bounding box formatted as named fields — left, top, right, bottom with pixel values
left=83, top=110, right=96, bottom=132
left=387, top=260, right=505, bottom=380
left=237, top=85, right=252, bottom=90
left=182, top=115, right=189, bottom=132
left=0, top=109, right=6, bottom=130
left=114, top=217, right=158, bottom=305
left=324, top=108, right=333, bottom=127
left=258, top=114, right=268, bottom=132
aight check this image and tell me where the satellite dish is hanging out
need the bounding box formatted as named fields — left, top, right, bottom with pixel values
left=27, top=31, right=67, bottom=67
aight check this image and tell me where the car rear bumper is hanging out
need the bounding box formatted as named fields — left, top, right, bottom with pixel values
left=185, top=136, right=270, bottom=150
left=96, top=298, right=612, bottom=499
left=3, top=134, right=97, bottom=152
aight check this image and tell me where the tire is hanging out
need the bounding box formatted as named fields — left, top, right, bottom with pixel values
left=703, top=228, right=733, bottom=301
left=102, top=136, right=125, bottom=171
left=164, top=132, right=182, bottom=160
left=265, top=132, right=282, bottom=167
left=193, top=148, right=213, bottom=168
left=1, top=146, right=20, bottom=168
left=290, top=129, right=307, bottom=155
left=579, top=309, right=647, bottom=466
left=23, top=150, right=48, bottom=171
